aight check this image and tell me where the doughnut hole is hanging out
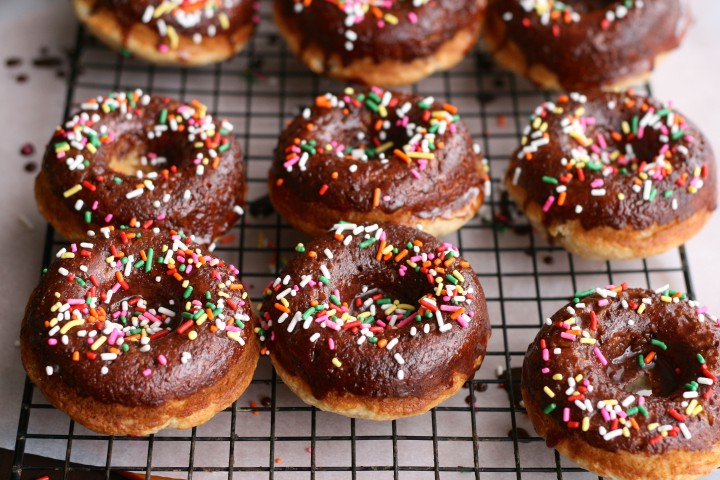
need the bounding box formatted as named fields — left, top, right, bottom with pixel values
left=562, top=0, right=618, bottom=14
left=102, top=131, right=193, bottom=176
left=103, top=275, right=187, bottom=331
left=601, top=330, right=698, bottom=399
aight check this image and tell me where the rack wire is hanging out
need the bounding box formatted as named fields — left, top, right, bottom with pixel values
left=11, top=5, right=699, bottom=480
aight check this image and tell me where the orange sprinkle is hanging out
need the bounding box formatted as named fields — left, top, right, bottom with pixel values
left=443, top=103, right=457, bottom=114
left=377, top=338, right=388, bottom=348
left=72, top=351, right=80, bottom=361
left=373, top=187, right=381, bottom=207
left=275, top=303, right=290, bottom=313
left=645, top=351, right=656, bottom=363
left=394, top=149, right=411, bottom=164
left=376, top=240, right=386, bottom=261
left=558, top=191, right=567, bottom=206
left=394, top=249, right=409, bottom=262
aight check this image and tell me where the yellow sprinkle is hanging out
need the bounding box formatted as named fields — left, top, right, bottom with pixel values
left=406, top=152, right=434, bottom=160
left=49, top=318, right=58, bottom=328
left=579, top=338, right=596, bottom=344
left=63, top=184, right=82, bottom=198
left=452, top=270, right=464, bottom=283
left=692, top=404, right=704, bottom=416
left=378, top=104, right=388, bottom=118
left=376, top=141, right=394, bottom=153
left=686, top=399, right=698, bottom=415
left=50, top=302, right=62, bottom=312
left=603, top=400, right=618, bottom=406
left=574, top=374, right=583, bottom=382
left=623, top=427, right=630, bottom=438
left=384, top=13, right=398, bottom=24
left=167, top=25, right=179, bottom=49
left=227, top=331, right=242, bottom=342
left=648, top=423, right=659, bottom=431
left=332, top=357, right=342, bottom=368
left=218, top=12, right=230, bottom=29
left=563, top=318, right=576, bottom=325
left=60, top=319, right=85, bottom=334
left=182, top=280, right=190, bottom=288
left=382, top=244, right=394, bottom=255
left=582, top=417, right=590, bottom=432
left=188, top=330, right=198, bottom=340
left=617, top=193, right=625, bottom=201
left=661, top=430, right=668, bottom=437
left=552, top=374, right=563, bottom=381
left=60, top=252, right=75, bottom=259
left=637, top=303, right=646, bottom=314
left=86, top=143, right=97, bottom=154
left=543, top=386, right=555, bottom=398
left=280, top=297, right=289, bottom=308
left=397, top=304, right=415, bottom=311
left=90, top=335, right=107, bottom=351
left=195, top=313, right=208, bottom=326
left=661, top=295, right=672, bottom=303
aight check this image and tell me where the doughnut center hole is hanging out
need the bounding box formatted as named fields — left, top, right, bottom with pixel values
left=560, top=0, right=619, bottom=13
left=105, top=133, right=186, bottom=176
left=622, top=345, right=696, bottom=398
left=345, top=266, right=430, bottom=321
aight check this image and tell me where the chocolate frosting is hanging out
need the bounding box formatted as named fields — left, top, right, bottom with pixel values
left=92, top=0, right=256, bottom=40
left=271, top=89, right=486, bottom=230
left=261, top=223, right=491, bottom=400
left=40, top=91, right=245, bottom=245
left=21, top=230, right=256, bottom=407
left=275, top=0, right=484, bottom=65
left=506, top=91, right=717, bottom=231
left=523, top=287, right=720, bottom=453
left=484, top=0, right=691, bottom=90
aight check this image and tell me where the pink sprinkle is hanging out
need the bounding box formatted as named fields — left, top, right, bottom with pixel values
left=590, top=179, right=604, bottom=188
left=601, top=408, right=610, bottom=422
left=158, top=354, right=167, bottom=366
left=408, top=11, right=418, bottom=23
left=67, top=298, right=86, bottom=305
left=542, top=348, right=549, bottom=361
left=542, top=195, right=555, bottom=212
left=597, top=299, right=609, bottom=307
left=697, top=306, right=709, bottom=314
left=593, top=347, right=607, bottom=366
left=638, top=397, right=645, bottom=405
left=596, top=134, right=607, bottom=149
left=104, top=214, right=113, bottom=223
left=142, top=368, right=152, bottom=377
left=560, top=332, right=576, bottom=341
left=48, top=338, right=58, bottom=346
left=541, top=367, right=550, bottom=374
left=328, top=338, right=335, bottom=350
left=456, top=316, right=469, bottom=328
left=563, top=407, right=570, bottom=422
left=70, top=243, right=78, bottom=253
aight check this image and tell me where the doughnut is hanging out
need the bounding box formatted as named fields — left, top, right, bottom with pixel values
left=483, top=0, right=691, bottom=90
left=73, top=0, right=259, bottom=66
left=269, top=87, right=489, bottom=237
left=20, top=229, right=259, bottom=436
left=522, top=284, right=720, bottom=480
left=273, top=0, right=485, bottom=86
left=35, top=89, right=246, bottom=245
left=505, top=90, right=716, bottom=260
left=258, top=222, right=491, bottom=420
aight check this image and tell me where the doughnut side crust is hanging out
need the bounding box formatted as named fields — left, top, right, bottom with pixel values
left=73, top=0, right=257, bottom=66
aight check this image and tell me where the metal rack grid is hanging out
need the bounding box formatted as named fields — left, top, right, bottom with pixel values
left=11, top=6, right=699, bottom=480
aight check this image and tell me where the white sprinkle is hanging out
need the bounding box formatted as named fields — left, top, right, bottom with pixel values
left=603, top=429, right=623, bottom=441
left=386, top=338, right=399, bottom=350
left=397, top=370, right=405, bottom=380
left=45, top=366, right=54, bottom=376
left=679, top=423, right=692, bottom=439
left=309, top=332, right=321, bottom=342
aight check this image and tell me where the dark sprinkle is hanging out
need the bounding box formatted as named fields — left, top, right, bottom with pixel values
left=33, top=56, right=63, bottom=68
left=260, top=396, right=272, bottom=407
left=498, top=366, right=524, bottom=410
left=16, top=74, right=28, bottom=83
left=20, top=143, right=35, bottom=156
left=543, top=255, right=554, bottom=265
left=475, top=382, right=488, bottom=392
left=6, top=57, right=22, bottom=67
left=249, top=194, right=275, bottom=217
left=508, top=427, right=532, bottom=442
left=464, top=395, right=474, bottom=406
left=24, top=162, right=37, bottom=173
left=56, top=70, right=66, bottom=78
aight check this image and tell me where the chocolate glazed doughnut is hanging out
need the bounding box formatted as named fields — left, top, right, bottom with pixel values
left=73, top=0, right=259, bottom=66
left=505, top=91, right=716, bottom=260
left=269, top=87, right=489, bottom=237
left=483, top=0, right=691, bottom=90
left=20, top=229, right=259, bottom=435
left=523, top=285, right=720, bottom=480
left=258, top=222, right=491, bottom=420
left=274, top=0, right=485, bottom=86
left=35, top=89, right=246, bottom=245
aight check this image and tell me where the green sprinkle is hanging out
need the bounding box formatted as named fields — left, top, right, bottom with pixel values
left=638, top=355, right=645, bottom=367
left=650, top=339, right=667, bottom=350
left=159, top=108, right=168, bottom=124
left=330, top=294, right=341, bottom=306
left=648, top=188, right=658, bottom=202
left=300, top=143, right=316, bottom=155
left=302, top=307, right=316, bottom=320
left=319, top=275, right=330, bottom=285
left=145, top=248, right=154, bottom=273
left=84, top=211, right=92, bottom=223
left=543, top=403, right=557, bottom=414
left=295, top=243, right=305, bottom=252
left=376, top=298, right=392, bottom=305
left=626, top=406, right=639, bottom=416
left=183, top=286, right=193, bottom=299
left=76, top=278, right=86, bottom=286
left=359, top=238, right=377, bottom=249
left=122, top=343, right=130, bottom=352
left=638, top=405, right=649, bottom=417
left=134, top=260, right=145, bottom=269
left=664, top=190, right=673, bottom=198
left=541, top=176, right=559, bottom=185
left=445, top=274, right=458, bottom=285
left=218, top=143, right=230, bottom=153
left=574, top=288, right=595, bottom=299
left=368, top=337, right=378, bottom=343
left=698, top=353, right=706, bottom=364
left=365, top=100, right=379, bottom=113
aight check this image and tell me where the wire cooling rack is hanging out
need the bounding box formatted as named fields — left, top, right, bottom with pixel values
left=11, top=6, right=701, bottom=480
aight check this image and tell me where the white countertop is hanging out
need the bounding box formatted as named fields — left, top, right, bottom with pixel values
left=1, top=0, right=719, bottom=476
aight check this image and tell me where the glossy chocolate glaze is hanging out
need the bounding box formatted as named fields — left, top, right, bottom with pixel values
left=275, top=0, right=483, bottom=65
left=523, top=288, right=720, bottom=454
left=261, top=223, right=491, bottom=400
left=92, top=0, right=256, bottom=39
left=506, top=91, right=717, bottom=231
left=40, top=92, right=245, bottom=245
left=21, top=230, right=256, bottom=406
left=272, top=90, right=485, bottom=228
left=484, top=0, right=691, bottom=90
